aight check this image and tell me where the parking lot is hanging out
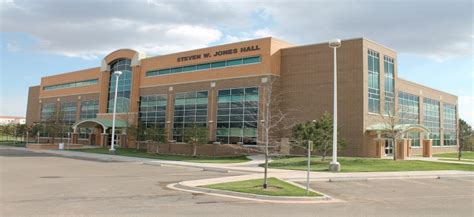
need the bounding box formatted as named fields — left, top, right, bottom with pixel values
left=1, top=148, right=473, bottom=217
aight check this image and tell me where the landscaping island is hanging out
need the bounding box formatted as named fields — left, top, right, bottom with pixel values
left=202, top=178, right=321, bottom=197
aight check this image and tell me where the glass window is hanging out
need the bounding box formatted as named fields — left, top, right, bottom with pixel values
left=216, top=87, right=259, bottom=145
left=40, top=103, right=56, bottom=122
left=43, top=79, right=98, bottom=91
left=368, top=50, right=380, bottom=113
left=61, top=101, right=77, bottom=126
left=197, top=63, right=210, bottom=70
left=138, top=94, right=168, bottom=141
left=182, top=65, right=197, bottom=72
left=107, top=59, right=132, bottom=113
left=211, top=61, right=226, bottom=68
left=384, top=56, right=395, bottom=115
left=145, top=56, right=261, bottom=77
left=243, top=56, right=261, bottom=64
left=398, top=92, right=420, bottom=146
left=159, top=69, right=170, bottom=75
left=146, top=70, right=159, bottom=77
left=170, top=67, right=183, bottom=73
left=443, top=104, right=457, bottom=146
left=423, top=98, right=441, bottom=146
left=80, top=100, right=99, bottom=120
left=173, top=91, right=208, bottom=142
left=226, top=59, right=242, bottom=66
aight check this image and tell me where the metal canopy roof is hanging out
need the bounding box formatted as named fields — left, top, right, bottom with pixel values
left=366, top=123, right=430, bottom=133
left=72, top=118, right=128, bottom=132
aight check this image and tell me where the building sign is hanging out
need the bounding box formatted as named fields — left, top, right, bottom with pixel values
left=177, top=45, right=261, bottom=62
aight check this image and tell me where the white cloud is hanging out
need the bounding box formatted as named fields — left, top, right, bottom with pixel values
left=257, top=0, right=473, bottom=61
left=0, top=0, right=255, bottom=58
left=1, top=0, right=471, bottom=61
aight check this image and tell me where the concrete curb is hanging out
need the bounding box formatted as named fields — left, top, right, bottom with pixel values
left=288, top=173, right=474, bottom=182
left=167, top=182, right=335, bottom=204
left=4, top=146, right=473, bottom=182
left=142, top=161, right=245, bottom=174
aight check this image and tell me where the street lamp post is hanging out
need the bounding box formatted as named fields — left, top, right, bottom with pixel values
left=109, top=71, right=122, bottom=153
left=329, top=39, right=341, bottom=172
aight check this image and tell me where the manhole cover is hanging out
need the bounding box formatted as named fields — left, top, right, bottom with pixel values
left=195, top=201, right=218, bottom=204
left=40, top=176, right=62, bottom=179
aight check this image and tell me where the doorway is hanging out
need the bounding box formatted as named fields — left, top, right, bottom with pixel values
left=385, top=139, right=394, bottom=156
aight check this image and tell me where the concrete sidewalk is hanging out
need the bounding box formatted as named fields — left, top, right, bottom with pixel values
left=7, top=146, right=473, bottom=181
left=407, top=156, right=474, bottom=165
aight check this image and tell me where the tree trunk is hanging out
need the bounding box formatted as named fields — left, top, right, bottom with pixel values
left=321, top=149, right=327, bottom=162
left=458, top=145, right=462, bottom=161
left=193, top=144, right=197, bottom=157
left=263, top=129, right=269, bottom=189
left=392, top=138, right=397, bottom=161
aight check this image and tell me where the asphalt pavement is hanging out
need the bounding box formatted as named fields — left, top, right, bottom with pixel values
left=1, top=147, right=473, bottom=217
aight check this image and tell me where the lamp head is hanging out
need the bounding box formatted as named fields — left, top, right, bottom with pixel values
left=114, top=71, right=123, bottom=76
left=329, top=39, right=341, bottom=48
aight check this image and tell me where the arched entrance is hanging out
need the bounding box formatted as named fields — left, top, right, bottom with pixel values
left=367, top=124, right=432, bottom=159
left=71, top=118, right=128, bottom=147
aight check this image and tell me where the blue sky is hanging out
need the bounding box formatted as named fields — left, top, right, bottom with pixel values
left=1, top=0, right=472, bottom=125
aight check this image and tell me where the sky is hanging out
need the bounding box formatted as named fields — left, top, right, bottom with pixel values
left=0, top=0, right=473, bottom=125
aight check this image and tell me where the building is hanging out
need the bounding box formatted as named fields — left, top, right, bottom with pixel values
left=0, top=116, right=26, bottom=125
left=25, top=37, right=458, bottom=157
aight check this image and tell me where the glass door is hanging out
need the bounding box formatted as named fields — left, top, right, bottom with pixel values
left=384, top=139, right=394, bottom=156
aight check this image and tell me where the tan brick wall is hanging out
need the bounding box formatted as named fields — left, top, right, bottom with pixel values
left=279, top=38, right=365, bottom=156
left=39, top=67, right=101, bottom=98
left=26, top=86, right=40, bottom=125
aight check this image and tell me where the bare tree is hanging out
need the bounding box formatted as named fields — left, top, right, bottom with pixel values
left=260, top=76, right=298, bottom=189
left=377, top=92, right=410, bottom=161
left=184, top=123, right=208, bottom=157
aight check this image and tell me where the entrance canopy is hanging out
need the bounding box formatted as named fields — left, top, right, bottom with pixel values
left=366, top=123, right=430, bottom=135
left=72, top=118, right=128, bottom=133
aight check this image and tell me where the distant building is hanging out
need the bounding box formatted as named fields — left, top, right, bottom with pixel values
left=0, top=116, right=26, bottom=125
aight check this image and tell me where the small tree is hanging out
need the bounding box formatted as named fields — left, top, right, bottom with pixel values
left=184, top=123, right=208, bottom=157
left=313, top=113, right=346, bottom=161
left=458, top=119, right=473, bottom=160
left=143, top=125, right=166, bottom=154
left=293, top=112, right=345, bottom=162
left=43, top=113, right=63, bottom=144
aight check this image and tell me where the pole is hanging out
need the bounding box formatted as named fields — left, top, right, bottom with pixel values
left=37, top=131, right=40, bottom=144
left=332, top=47, right=337, bottom=164
left=329, top=45, right=340, bottom=172
left=26, top=131, right=29, bottom=144
left=306, top=140, right=313, bottom=195
left=110, top=73, right=120, bottom=152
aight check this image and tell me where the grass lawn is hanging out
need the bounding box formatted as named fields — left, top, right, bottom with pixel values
left=0, top=141, right=26, bottom=147
left=202, top=177, right=321, bottom=197
left=70, top=148, right=250, bottom=163
left=434, top=152, right=474, bottom=160
left=0, top=134, right=25, bottom=142
left=266, top=156, right=474, bottom=172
